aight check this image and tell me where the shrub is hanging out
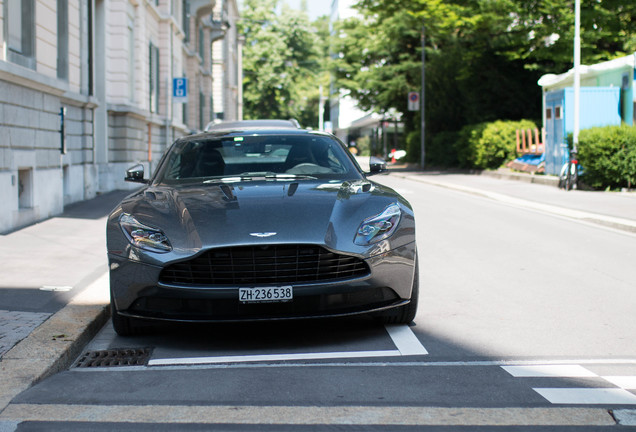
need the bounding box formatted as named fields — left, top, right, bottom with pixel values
left=577, top=125, right=636, bottom=189
left=455, top=123, right=488, bottom=169
left=476, top=120, right=537, bottom=169
left=355, top=136, right=371, bottom=156
left=405, top=130, right=421, bottom=164
left=427, top=131, right=460, bottom=167
left=454, top=119, right=538, bottom=169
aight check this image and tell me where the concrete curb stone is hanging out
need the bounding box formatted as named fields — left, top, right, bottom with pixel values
left=0, top=273, right=110, bottom=414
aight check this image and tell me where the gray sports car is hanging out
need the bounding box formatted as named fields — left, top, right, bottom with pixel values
left=106, top=127, right=417, bottom=335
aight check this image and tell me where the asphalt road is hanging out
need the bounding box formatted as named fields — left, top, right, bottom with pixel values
left=2, top=174, right=636, bottom=431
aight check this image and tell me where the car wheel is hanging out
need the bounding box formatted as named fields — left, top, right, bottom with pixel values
left=377, top=261, right=419, bottom=324
left=110, top=300, right=137, bottom=336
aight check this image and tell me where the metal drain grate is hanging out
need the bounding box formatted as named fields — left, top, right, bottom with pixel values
left=74, top=348, right=153, bottom=368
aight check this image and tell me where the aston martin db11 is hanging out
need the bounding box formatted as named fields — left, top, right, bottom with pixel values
left=106, top=126, right=417, bottom=335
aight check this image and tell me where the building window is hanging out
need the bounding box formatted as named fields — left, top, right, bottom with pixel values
left=5, top=0, right=36, bottom=69
left=182, top=0, right=190, bottom=42
left=127, top=4, right=136, bottom=101
left=181, top=70, right=188, bottom=126
left=18, top=168, right=33, bottom=209
left=198, top=24, right=205, bottom=60
left=57, top=0, right=69, bottom=80
left=546, top=108, right=552, bottom=120
left=199, top=91, right=205, bottom=130
left=555, top=106, right=562, bottom=119
left=149, top=43, right=160, bottom=113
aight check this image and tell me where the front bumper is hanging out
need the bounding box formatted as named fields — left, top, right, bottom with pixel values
left=108, top=242, right=417, bottom=322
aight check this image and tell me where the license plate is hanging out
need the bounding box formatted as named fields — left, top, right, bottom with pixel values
left=239, top=286, right=293, bottom=303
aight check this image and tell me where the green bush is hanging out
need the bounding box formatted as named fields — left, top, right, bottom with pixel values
left=355, top=136, right=371, bottom=156
left=405, top=130, right=421, bottom=164
left=454, top=120, right=538, bottom=169
left=427, top=131, right=460, bottom=167
left=455, top=123, right=488, bottom=169
left=577, top=125, right=636, bottom=189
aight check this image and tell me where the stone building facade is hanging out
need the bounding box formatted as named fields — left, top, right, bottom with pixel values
left=0, top=0, right=241, bottom=233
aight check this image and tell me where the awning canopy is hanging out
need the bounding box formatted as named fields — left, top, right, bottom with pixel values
left=538, top=53, right=635, bottom=89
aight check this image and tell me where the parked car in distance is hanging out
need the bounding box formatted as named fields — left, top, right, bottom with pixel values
left=106, top=127, right=418, bottom=335
left=205, top=119, right=301, bottom=132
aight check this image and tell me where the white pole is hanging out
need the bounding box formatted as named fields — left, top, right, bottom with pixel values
left=573, top=0, right=581, bottom=153
left=319, top=85, right=324, bottom=131
left=420, top=24, right=425, bottom=169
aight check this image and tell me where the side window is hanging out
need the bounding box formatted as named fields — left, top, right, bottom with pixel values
left=5, top=0, right=36, bottom=69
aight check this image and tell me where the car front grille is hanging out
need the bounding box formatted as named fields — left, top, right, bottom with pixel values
left=159, top=244, right=369, bottom=286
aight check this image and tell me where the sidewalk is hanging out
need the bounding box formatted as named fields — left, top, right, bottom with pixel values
left=392, top=169, right=636, bottom=233
left=0, top=189, right=132, bottom=411
left=1, top=170, right=636, bottom=413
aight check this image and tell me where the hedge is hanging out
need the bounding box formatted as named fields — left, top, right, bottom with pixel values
left=577, top=125, right=636, bottom=189
left=454, top=119, right=538, bottom=169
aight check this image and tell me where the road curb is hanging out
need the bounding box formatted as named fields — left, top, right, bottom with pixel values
left=479, top=168, right=559, bottom=186
left=393, top=173, right=636, bottom=234
left=0, top=272, right=110, bottom=414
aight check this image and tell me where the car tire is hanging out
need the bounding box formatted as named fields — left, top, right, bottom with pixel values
left=110, top=300, right=137, bottom=337
left=377, top=260, right=419, bottom=324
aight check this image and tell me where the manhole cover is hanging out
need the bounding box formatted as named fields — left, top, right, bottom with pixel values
left=74, top=348, right=153, bottom=368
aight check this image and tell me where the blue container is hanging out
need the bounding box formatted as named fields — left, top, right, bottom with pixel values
left=544, top=87, right=621, bottom=175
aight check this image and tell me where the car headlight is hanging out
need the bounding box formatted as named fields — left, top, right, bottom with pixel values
left=355, top=203, right=401, bottom=245
left=119, top=213, right=172, bottom=253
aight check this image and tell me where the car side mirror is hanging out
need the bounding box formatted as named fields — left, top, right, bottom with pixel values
left=125, top=164, right=149, bottom=183
left=367, top=156, right=388, bottom=175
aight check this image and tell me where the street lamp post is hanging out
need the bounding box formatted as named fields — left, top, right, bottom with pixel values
left=421, top=24, right=426, bottom=169
left=573, top=0, right=580, bottom=154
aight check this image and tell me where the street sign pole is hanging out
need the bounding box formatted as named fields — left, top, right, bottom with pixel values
left=573, top=0, right=580, bottom=154
left=421, top=24, right=426, bottom=169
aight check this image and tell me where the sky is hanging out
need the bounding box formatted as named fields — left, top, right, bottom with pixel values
left=282, top=0, right=331, bottom=20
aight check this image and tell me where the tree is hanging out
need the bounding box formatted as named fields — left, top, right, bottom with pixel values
left=241, top=0, right=328, bottom=127
left=332, top=0, right=636, bottom=164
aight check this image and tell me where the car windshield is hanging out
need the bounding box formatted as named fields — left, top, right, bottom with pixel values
left=154, top=134, right=361, bottom=184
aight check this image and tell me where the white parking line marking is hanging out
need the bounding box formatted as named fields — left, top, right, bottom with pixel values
left=604, top=376, right=636, bottom=390
left=534, top=388, right=636, bottom=405
left=502, top=365, right=597, bottom=378
left=148, top=325, right=427, bottom=366
left=384, top=324, right=428, bottom=355
left=148, top=350, right=402, bottom=366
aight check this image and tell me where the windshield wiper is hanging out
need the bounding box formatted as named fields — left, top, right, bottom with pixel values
left=265, top=173, right=317, bottom=180
left=203, top=173, right=317, bottom=184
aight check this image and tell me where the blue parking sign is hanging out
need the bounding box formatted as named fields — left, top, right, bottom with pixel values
left=173, top=78, right=188, bottom=102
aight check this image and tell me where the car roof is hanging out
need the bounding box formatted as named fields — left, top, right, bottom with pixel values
left=179, top=128, right=335, bottom=144
left=204, top=119, right=301, bottom=132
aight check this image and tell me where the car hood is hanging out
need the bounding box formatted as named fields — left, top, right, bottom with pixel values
left=111, top=179, right=413, bottom=259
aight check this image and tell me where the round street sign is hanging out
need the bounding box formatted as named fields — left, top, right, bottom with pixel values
left=408, top=91, right=420, bottom=111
